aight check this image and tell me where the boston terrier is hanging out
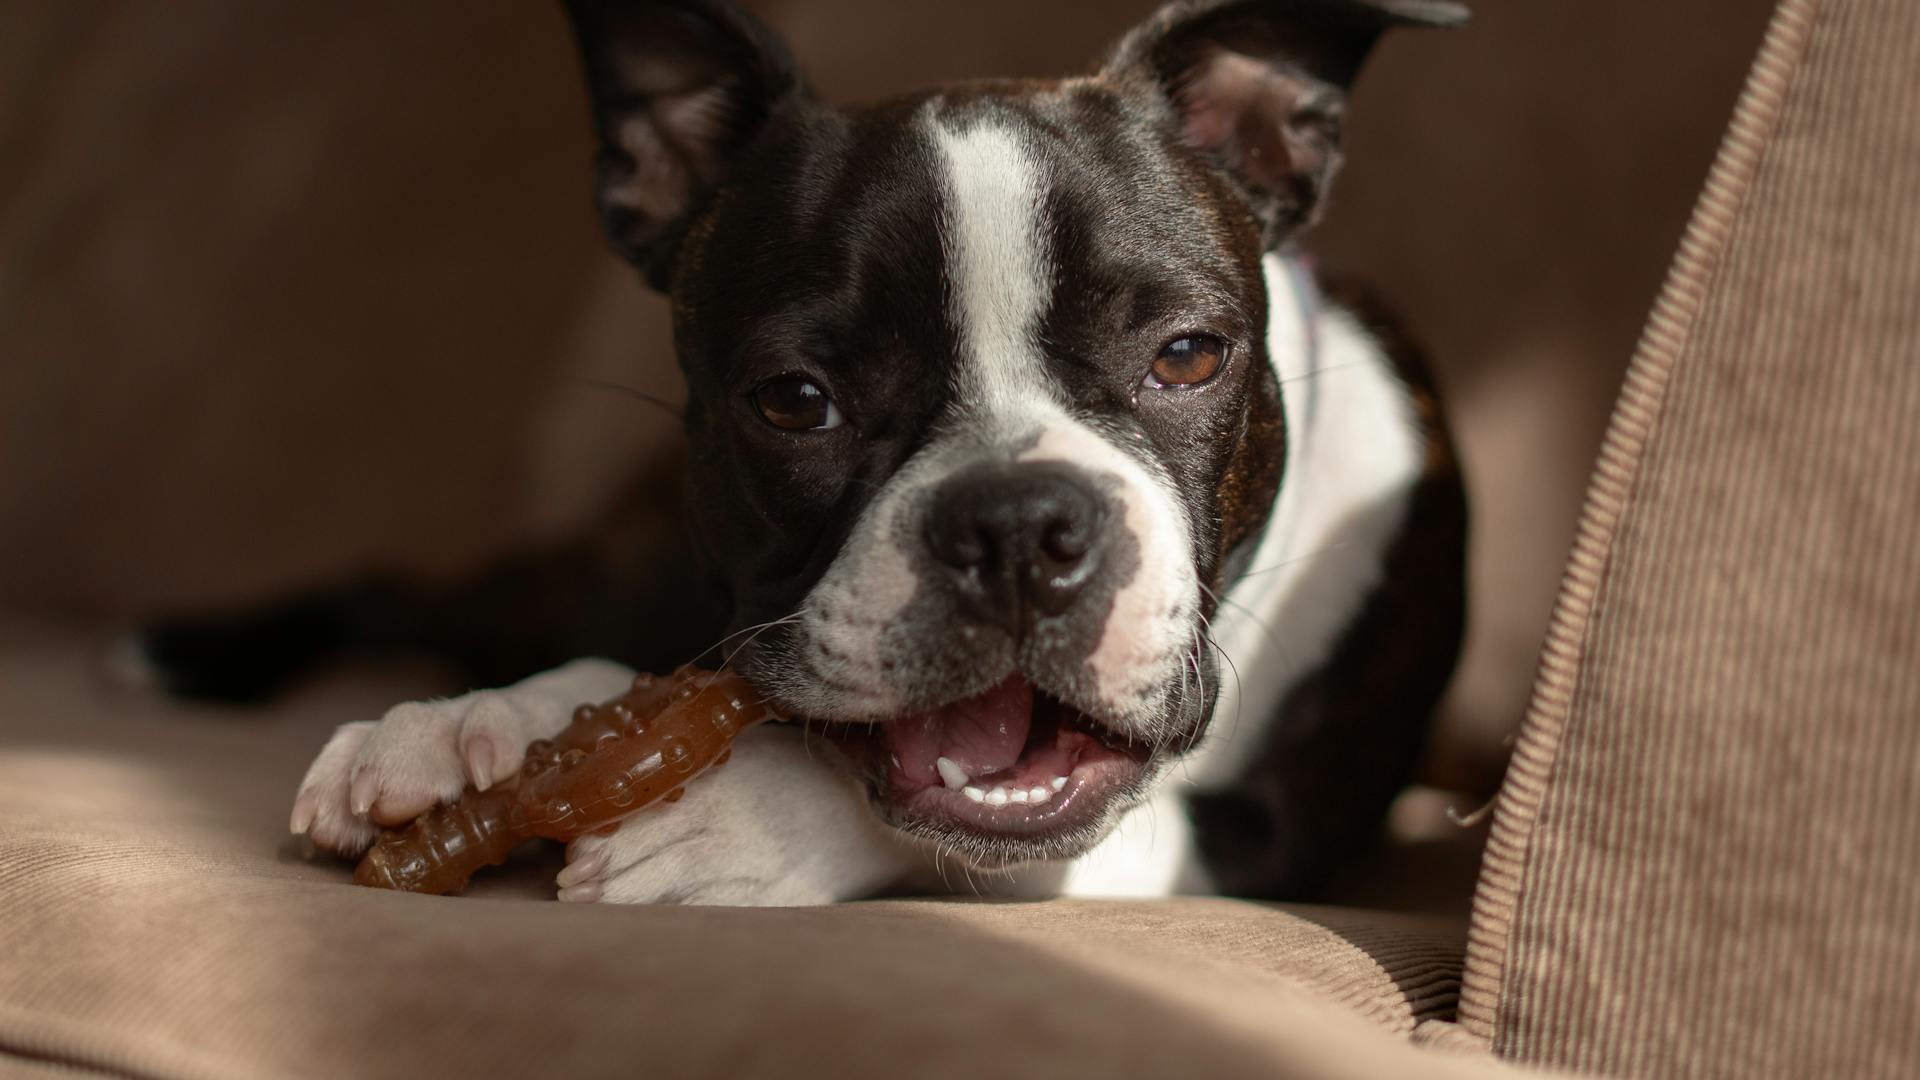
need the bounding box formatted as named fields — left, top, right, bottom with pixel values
left=160, top=0, right=1470, bottom=905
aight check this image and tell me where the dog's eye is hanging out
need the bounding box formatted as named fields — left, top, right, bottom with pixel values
left=751, top=376, right=845, bottom=431
left=1146, top=335, right=1228, bottom=389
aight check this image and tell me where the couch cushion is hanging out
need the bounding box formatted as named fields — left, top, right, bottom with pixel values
left=1457, top=0, right=1920, bottom=1075
left=0, top=622, right=1544, bottom=1080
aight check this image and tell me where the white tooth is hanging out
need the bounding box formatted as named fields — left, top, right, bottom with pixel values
left=935, top=757, right=970, bottom=791
left=1051, top=776, right=1068, bottom=791
left=985, top=787, right=1009, bottom=807
left=1029, top=786, right=1050, bottom=803
left=964, top=786, right=986, bottom=803
left=1009, top=788, right=1030, bottom=804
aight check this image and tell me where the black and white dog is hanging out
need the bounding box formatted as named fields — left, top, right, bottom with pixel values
left=195, top=0, right=1470, bottom=905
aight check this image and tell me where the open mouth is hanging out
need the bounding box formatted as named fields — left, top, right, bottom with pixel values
left=816, top=675, right=1154, bottom=845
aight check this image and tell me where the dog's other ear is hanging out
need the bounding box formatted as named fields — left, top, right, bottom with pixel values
left=1107, top=0, right=1466, bottom=246
left=562, top=0, right=804, bottom=289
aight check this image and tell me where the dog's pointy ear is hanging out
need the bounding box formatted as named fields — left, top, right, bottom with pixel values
left=561, top=0, right=805, bottom=289
left=1106, top=0, right=1467, bottom=246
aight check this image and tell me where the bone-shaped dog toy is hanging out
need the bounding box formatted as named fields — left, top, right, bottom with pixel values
left=354, top=665, right=782, bottom=895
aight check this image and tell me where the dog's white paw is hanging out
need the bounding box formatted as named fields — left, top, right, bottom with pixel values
left=289, top=658, right=638, bottom=855
left=555, top=724, right=922, bottom=907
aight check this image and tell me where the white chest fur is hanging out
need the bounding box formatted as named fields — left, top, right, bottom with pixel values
left=1187, top=255, right=1427, bottom=789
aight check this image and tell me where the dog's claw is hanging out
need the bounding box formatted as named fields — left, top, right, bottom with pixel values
left=557, top=849, right=608, bottom=890
left=464, top=737, right=497, bottom=792
left=289, top=790, right=319, bottom=836
left=347, top=766, right=378, bottom=817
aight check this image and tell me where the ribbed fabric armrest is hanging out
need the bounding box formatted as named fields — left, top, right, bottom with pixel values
left=1455, top=2, right=1920, bottom=1076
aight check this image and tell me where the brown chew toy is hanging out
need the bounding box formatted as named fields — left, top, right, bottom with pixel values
left=354, top=665, right=780, bottom=895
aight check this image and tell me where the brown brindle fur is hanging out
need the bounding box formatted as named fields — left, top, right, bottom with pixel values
left=1212, top=357, right=1288, bottom=578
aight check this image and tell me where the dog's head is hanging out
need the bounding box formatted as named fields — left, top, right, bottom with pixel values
left=562, top=0, right=1463, bottom=866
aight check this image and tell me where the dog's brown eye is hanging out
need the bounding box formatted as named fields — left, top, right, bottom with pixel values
left=751, top=376, right=845, bottom=431
left=1147, top=335, right=1228, bottom=388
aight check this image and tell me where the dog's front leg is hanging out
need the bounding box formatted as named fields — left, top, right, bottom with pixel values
left=292, top=658, right=640, bottom=855
left=558, top=723, right=926, bottom=907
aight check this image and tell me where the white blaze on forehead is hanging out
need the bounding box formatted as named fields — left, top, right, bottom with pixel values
left=930, top=112, right=1196, bottom=727
left=931, top=118, right=1057, bottom=417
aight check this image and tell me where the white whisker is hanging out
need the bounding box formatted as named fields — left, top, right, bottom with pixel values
left=1277, top=358, right=1374, bottom=387
left=1233, top=539, right=1357, bottom=583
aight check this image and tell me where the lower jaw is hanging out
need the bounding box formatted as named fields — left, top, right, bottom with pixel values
left=885, top=754, right=1148, bottom=853
left=816, top=699, right=1154, bottom=854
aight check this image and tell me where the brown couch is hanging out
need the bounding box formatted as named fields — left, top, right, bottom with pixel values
left=4, top=1, right=1916, bottom=1077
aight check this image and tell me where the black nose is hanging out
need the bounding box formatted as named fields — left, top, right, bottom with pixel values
left=925, top=462, right=1109, bottom=633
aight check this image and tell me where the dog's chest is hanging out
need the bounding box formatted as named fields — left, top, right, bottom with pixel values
left=1188, top=255, right=1429, bottom=789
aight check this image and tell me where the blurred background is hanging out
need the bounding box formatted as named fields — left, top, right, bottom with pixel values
left=0, top=1, right=1770, bottom=811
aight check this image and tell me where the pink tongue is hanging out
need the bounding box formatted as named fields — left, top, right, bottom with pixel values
left=887, top=676, right=1035, bottom=784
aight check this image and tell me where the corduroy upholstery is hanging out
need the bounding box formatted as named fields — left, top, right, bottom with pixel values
left=0, top=621, right=1537, bottom=1080
left=1456, top=0, right=1920, bottom=1075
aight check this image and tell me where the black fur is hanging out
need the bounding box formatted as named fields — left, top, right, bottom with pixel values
left=144, top=0, right=1469, bottom=896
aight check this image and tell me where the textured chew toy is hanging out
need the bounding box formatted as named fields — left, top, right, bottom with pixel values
left=354, top=665, right=780, bottom=895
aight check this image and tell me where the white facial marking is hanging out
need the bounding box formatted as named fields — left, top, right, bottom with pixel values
left=937, top=118, right=1197, bottom=726
left=1019, top=425, right=1196, bottom=721
left=776, top=114, right=1063, bottom=718
left=939, top=116, right=1196, bottom=728
left=779, top=112, right=1200, bottom=738
left=936, top=120, right=1057, bottom=417
left=790, top=496, right=920, bottom=716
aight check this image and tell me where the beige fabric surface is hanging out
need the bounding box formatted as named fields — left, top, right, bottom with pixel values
left=0, top=621, right=1551, bottom=1080
left=0, top=1059, right=116, bottom=1078
left=1457, top=0, right=1920, bottom=1075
